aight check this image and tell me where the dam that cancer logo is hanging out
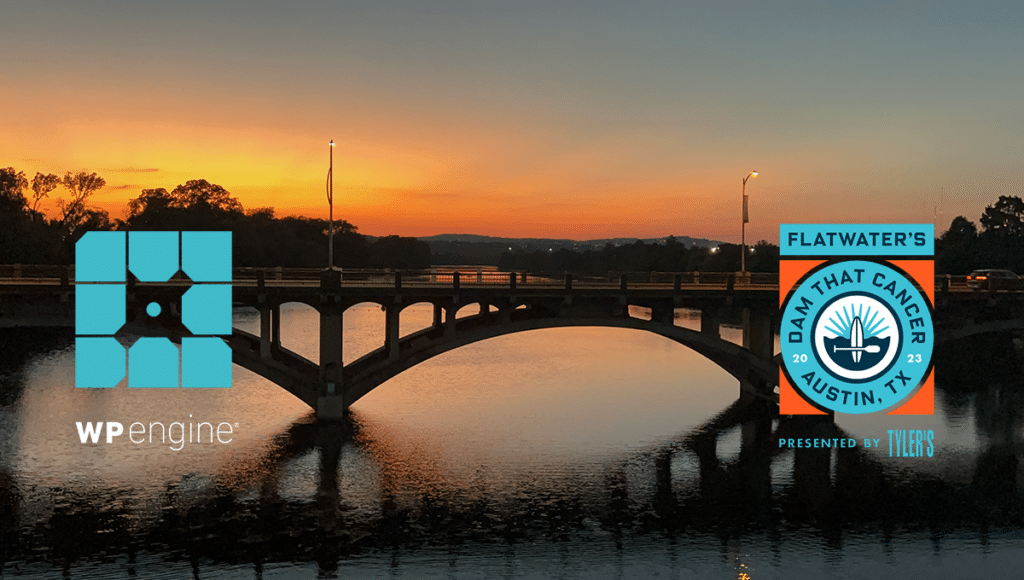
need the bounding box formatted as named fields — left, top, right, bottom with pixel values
left=74, top=231, right=233, bottom=389
left=780, top=260, right=934, bottom=414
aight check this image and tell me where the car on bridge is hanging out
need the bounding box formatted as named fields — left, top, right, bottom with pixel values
left=966, top=269, right=1021, bottom=291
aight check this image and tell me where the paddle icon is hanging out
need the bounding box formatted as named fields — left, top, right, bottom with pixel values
left=833, top=345, right=882, bottom=354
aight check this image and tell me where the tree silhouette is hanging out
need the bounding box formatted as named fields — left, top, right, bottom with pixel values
left=0, top=168, right=29, bottom=263
left=30, top=173, right=60, bottom=216
left=126, top=188, right=175, bottom=220
left=0, top=166, right=436, bottom=268
left=57, top=171, right=107, bottom=233
left=170, top=179, right=243, bottom=214
left=0, top=168, right=59, bottom=263
left=942, top=216, right=978, bottom=242
left=0, top=168, right=29, bottom=214
left=980, top=195, right=1024, bottom=236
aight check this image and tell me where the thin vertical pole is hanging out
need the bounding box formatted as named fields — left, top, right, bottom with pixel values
left=741, top=177, right=746, bottom=275
left=328, top=140, right=335, bottom=269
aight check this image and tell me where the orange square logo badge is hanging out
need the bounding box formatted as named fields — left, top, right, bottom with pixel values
left=778, top=225, right=934, bottom=415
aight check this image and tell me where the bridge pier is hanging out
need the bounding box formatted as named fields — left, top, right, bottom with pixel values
left=318, top=305, right=346, bottom=418
left=742, top=308, right=774, bottom=359
left=700, top=305, right=720, bottom=338
left=444, top=304, right=457, bottom=339
left=271, top=305, right=280, bottom=351
left=260, top=303, right=272, bottom=359
left=318, top=270, right=346, bottom=419
left=433, top=304, right=443, bottom=329
left=740, top=308, right=776, bottom=401
left=384, top=302, right=400, bottom=359
left=651, top=301, right=674, bottom=326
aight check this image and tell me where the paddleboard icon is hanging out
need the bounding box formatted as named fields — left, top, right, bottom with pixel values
left=813, top=293, right=900, bottom=383
left=834, top=316, right=876, bottom=362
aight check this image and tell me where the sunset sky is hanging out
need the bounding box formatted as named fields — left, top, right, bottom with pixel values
left=3, top=1, right=1023, bottom=242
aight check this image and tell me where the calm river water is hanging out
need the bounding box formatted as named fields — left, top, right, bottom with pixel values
left=1, top=304, right=1023, bottom=578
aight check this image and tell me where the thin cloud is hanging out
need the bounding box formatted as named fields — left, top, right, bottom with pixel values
left=108, top=184, right=139, bottom=190
left=409, top=191, right=469, bottom=200
left=103, top=167, right=159, bottom=173
left=371, top=187, right=473, bottom=201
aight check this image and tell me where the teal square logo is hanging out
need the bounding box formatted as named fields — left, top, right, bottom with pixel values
left=74, top=231, right=233, bottom=389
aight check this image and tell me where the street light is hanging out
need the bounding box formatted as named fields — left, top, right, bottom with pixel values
left=327, top=140, right=335, bottom=269
left=741, top=170, right=758, bottom=275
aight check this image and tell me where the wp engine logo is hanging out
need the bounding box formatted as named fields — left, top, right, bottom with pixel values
left=74, top=231, right=232, bottom=389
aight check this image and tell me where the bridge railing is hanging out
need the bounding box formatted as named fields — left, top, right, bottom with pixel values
left=607, top=271, right=779, bottom=286
left=233, top=268, right=785, bottom=290
left=0, top=264, right=72, bottom=281
left=941, top=275, right=971, bottom=290
left=0, top=265, right=988, bottom=293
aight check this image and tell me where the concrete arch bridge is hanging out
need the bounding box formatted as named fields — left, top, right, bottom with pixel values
left=3, top=266, right=1022, bottom=418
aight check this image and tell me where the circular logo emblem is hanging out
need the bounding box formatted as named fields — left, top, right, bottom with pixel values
left=781, top=260, right=933, bottom=414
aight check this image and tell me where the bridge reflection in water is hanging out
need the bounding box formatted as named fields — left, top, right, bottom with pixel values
left=1, top=387, right=1023, bottom=577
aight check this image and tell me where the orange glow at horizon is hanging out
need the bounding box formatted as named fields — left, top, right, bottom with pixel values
left=2, top=115, right=988, bottom=244
left=4, top=93, right=989, bottom=244
left=5, top=118, right=779, bottom=241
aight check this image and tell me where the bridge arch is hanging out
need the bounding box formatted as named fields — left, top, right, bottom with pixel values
left=395, top=301, right=442, bottom=339
left=340, top=312, right=777, bottom=409
left=342, top=299, right=388, bottom=312
left=453, top=301, right=499, bottom=320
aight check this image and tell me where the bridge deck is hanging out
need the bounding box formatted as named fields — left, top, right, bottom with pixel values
left=0, top=266, right=1002, bottom=293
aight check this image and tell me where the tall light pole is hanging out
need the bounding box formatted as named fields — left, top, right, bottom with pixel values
left=741, top=170, right=758, bottom=274
left=327, top=140, right=335, bottom=269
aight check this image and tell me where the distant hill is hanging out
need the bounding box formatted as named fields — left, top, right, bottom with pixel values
left=418, top=233, right=722, bottom=248
left=418, top=233, right=725, bottom=265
